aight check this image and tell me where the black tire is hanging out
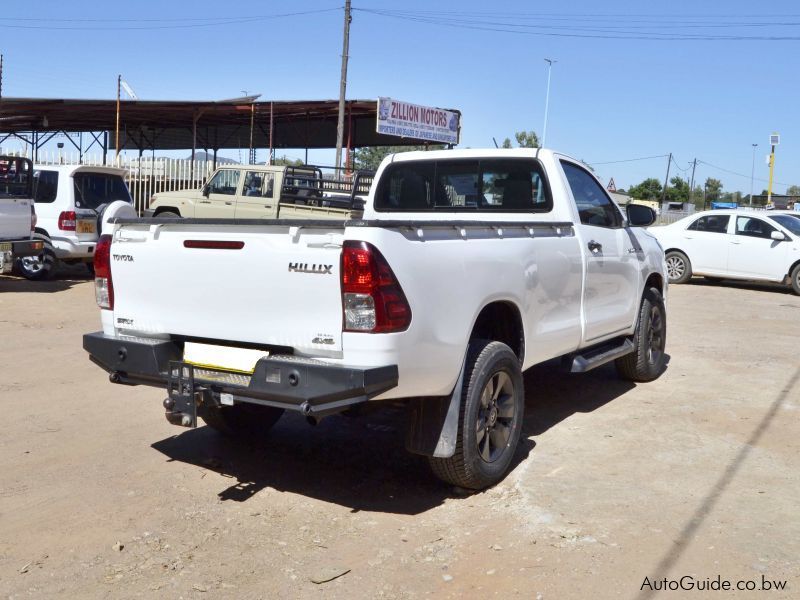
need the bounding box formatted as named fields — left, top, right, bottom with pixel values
left=665, top=250, right=691, bottom=284
left=15, top=229, right=57, bottom=281
left=155, top=210, right=180, bottom=219
left=790, top=263, right=800, bottom=296
left=616, top=287, right=667, bottom=382
left=428, top=339, right=525, bottom=490
left=200, top=403, right=284, bottom=438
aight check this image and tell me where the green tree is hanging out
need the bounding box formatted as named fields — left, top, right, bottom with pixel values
left=704, top=177, right=723, bottom=202
left=628, top=178, right=663, bottom=200
left=666, top=176, right=690, bottom=203
left=786, top=184, right=800, bottom=196
left=272, top=155, right=304, bottom=167
left=501, top=130, right=540, bottom=149
left=352, top=145, right=445, bottom=171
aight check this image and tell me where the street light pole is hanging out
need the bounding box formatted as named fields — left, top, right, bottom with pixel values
left=541, top=58, right=556, bottom=148
left=750, top=143, right=758, bottom=206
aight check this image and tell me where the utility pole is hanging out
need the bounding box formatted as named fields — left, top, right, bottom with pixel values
left=541, top=58, right=556, bottom=148
left=688, top=158, right=697, bottom=206
left=661, top=152, right=672, bottom=203
left=335, top=0, right=352, bottom=171
left=749, top=143, right=758, bottom=205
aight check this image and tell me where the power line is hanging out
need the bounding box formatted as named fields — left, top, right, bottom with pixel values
left=0, top=8, right=340, bottom=31
left=588, top=154, right=669, bottom=165
left=697, top=160, right=792, bottom=187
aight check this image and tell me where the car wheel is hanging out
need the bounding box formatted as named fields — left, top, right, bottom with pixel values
left=616, top=287, right=667, bottom=382
left=428, top=339, right=525, bottom=490
left=665, top=251, right=692, bottom=284
left=791, top=263, right=800, bottom=296
left=200, top=403, right=284, bottom=438
left=155, top=210, right=180, bottom=219
left=15, top=230, right=57, bottom=281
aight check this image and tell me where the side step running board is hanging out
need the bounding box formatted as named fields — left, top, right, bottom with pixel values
left=564, top=338, right=635, bottom=373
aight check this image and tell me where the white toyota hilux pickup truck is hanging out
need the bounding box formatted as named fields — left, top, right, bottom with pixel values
left=1, top=156, right=45, bottom=274
left=83, top=148, right=667, bottom=489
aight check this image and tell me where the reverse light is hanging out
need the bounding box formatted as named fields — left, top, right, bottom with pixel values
left=30, top=205, right=37, bottom=232
left=341, top=241, right=411, bottom=333
left=94, top=234, right=114, bottom=310
left=58, top=210, right=77, bottom=231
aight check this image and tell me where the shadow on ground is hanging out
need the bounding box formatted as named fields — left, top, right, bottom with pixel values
left=689, top=277, right=793, bottom=295
left=0, top=262, right=92, bottom=293
left=152, top=357, right=658, bottom=515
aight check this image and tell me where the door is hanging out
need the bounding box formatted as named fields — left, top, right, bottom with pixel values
left=560, top=161, right=640, bottom=342
left=680, top=214, right=731, bottom=273
left=196, top=169, right=241, bottom=218
left=728, top=215, right=789, bottom=280
left=235, top=170, right=278, bottom=219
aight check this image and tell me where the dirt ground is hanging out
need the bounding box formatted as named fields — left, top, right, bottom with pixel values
left=1, top=266, right=798, bottom=599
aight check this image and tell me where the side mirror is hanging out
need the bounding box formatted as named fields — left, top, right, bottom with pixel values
left=770, top=230, right=787, bottom=241
left=202, top=185, right=210, bottom=197
left=626, top=203, right=657, bottom=227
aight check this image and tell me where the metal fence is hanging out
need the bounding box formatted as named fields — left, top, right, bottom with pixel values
left=9, top=150, right=217, bottom=214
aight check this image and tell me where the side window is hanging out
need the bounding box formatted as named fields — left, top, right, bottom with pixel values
left=34, top=170, right=59, bottom=203
left=561, top=161, right=622, bottom=228
left=736, top=216, right=776, bottom=239
left=242, top=171, right=274, bottom=198
left=207, top=170, right=240, bottom=195
left=687, top=215, right=730, bottom=234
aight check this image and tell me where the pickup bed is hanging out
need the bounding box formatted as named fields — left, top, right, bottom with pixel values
left=84, top=148, right=667, bottom=489
left=0, top=156, right=44, bottom=274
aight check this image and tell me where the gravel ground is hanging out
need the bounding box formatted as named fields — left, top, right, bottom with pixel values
left=1, top=269, right=798, bottom=599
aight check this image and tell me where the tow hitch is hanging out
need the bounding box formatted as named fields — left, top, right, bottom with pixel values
left=163, top=362, right=204, bottom=428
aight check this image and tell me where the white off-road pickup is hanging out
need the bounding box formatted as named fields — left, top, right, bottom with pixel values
left=0, top=156, right=44, bottom=274
left=84, top=149, right=667, bottom=489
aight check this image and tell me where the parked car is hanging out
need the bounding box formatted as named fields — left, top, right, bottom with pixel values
left=0, top=156, right=44, bottom=274
left=17, top=165, right=132, bottom=280
left=649, top=209, right=800, bottom=294
left=83, top=148, right=666, bottom=490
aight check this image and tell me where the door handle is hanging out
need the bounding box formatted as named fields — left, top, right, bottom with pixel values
left=225, top=201, right=233, bottom=205
left=588, top=240, right=602, bottom=254
left=199, top=200, right=211, bottom=204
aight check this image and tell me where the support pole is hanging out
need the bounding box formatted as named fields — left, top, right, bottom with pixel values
left=268, top=102, right=274, bottom=165
left=115, top=75, right=121, bottom=162
left=335, top=0, right=352, bottom=170
left=688, top=159, right=697, bottom=207
left=767, top=145, right=776, bottom=205
left=248, top=102, right=255, bottom=164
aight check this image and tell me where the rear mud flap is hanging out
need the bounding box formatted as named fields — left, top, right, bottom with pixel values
left=405, top=357, right=466, bottom=459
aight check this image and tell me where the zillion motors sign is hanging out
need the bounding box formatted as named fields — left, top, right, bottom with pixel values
left=376, top=97, right=461, bottom=145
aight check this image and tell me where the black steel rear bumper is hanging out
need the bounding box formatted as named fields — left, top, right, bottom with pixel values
left=6, top=239, right=45, bottom=258
left=83, top=332, right=398, bottom=419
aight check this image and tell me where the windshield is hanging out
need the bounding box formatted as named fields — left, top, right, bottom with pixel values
left=73, top=172, right=132, bottom=209
left=0, top=156, right=33, bottom=198
left=769, top=214, right=800, bottom=236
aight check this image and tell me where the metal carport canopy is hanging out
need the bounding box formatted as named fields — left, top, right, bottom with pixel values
left=0, top=97, right=460, bottom=150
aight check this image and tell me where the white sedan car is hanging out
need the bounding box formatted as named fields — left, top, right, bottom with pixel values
left=649, top=209, right=800, bottom=295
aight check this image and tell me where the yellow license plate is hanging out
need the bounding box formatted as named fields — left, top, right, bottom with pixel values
left=0, top=242, right=11, bottom=252
left=77, top=220, right=96, bottom=234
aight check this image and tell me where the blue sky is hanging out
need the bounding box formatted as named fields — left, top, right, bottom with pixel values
left=1, top=0, right=797, bottom=194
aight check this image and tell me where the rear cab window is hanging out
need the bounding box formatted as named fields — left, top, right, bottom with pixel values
left=374, top=158, right=552, bottom=213
left=73, top=172, right=132, bottom=209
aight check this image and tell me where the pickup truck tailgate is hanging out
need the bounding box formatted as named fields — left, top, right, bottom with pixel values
left=0, top=199, right=31, bottom=240
left=109, top=223, right=345, bottom=353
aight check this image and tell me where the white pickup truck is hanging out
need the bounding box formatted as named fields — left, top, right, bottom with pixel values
left=0, top=156, right=45, bottom=274
left=83, top=149, right=667, bottom=489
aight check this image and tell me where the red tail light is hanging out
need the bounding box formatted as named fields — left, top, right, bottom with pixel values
left=341, top=241, right=411, bottom=333
left=58, top=210, right=77, bottom=231
left=94, top=234, right=114, bottom=310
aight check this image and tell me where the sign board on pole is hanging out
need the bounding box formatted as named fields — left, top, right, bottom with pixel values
left=770, top=133, right=780, bottom=146
left=606, top=177, right=616, bottom=192
left=376, top=97, right=460, bottom=145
